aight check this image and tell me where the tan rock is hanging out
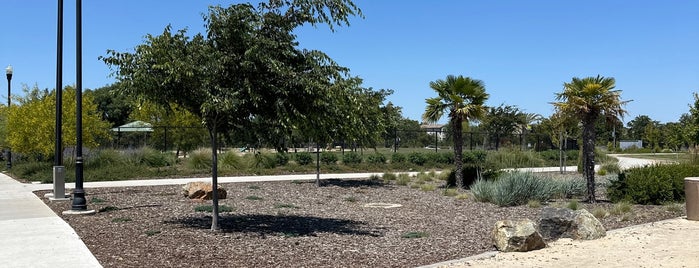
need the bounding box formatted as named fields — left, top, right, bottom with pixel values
left=182, top=181, right=227, bottom=200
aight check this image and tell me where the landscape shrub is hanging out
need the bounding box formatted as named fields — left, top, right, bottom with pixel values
left=11, top=161, right=52, bottom=181
left=219, top=151, right=244, bottom=169
left=138, top=147, right=174, bottom=167
left=253, top=152, right=276, bottom=169
left=471, top=172, right=559, bottom=207
left=342, top=152, right=362, bottom=164
left=320, top=151, right=338, bottom=165
left=87, top=149, right=126, bottom=168
left=391, top=153, right=406, bottom=163
left=607, top=163, right=699, bottom=204
left=274, top=152, right=289, bottom=166
left=486, top=150, right=545, bottom=169
left=366, top=153, right=387, bottom=164
left=407, top=152, right=426, bottom=166
left=426, top=152, right=453, bottom=164
left=295, top=152, right=313, bottom=165
left=554, top=176, right=587, bottom=199
left=186, top=148, right=212, bottom=169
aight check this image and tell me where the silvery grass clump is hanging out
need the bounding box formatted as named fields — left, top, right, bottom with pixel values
left=471, top=172, right=573, bottom=207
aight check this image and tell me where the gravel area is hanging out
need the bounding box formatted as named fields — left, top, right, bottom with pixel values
left=37, top=177, right=683, bottom=268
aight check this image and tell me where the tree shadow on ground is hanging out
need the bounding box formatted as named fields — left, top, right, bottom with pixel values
left=165, top=214, right=384, bottom=237
left=320, top=178, right=384, bottom=188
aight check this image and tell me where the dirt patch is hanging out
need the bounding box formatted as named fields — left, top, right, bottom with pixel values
left=37, top=178, right=683, bottom=268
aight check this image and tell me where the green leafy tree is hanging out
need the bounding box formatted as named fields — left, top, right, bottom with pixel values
left=689, top=93, right=699, bottom=146
left=90, top=84, right=133, bottom=127
left=626, top=115, right=656, bottom=147
left=102, top=0, right=361, bottom=230
left=130, top=101, right=208, bottom=155
left=423, top=75, right=489, bottom=188
left=480, top=104, right=524, bottom=150
left=7, top=85, right=111, bottom=159
left=553, top=75, right=629, bottom=203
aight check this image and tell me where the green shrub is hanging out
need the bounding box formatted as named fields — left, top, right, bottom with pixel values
left=342, top=152, right=362, bottom=164
left=367, top=153, right=387, bottom=164
left=486, top=150, right=545, bottom=169
left=274, top=152, right=289, bottom=166
left=138, top=147, right=173, bottom=167
left=611, top=201, right=633, bottom=215
left=11, top=161, right=52, bottom=181
left=87, top=149, right=126, bottom=168
left=607, top=163, right=699, bottom=204
left=555, top=176, right=587, bottom=199
left=391, top=153, right=406, bottom=163
left=408, top=152, right=426, bottom=166
left=600, top=161, right=621, bottom=174
left=320, top=152, right=338, bottom=165
left=420, top=184, right=436, bottom=191
left=187, top=148, right=213, bottom=169
left=396, top=173, right=411, bottom=186
left=382, top=173, right=397, bottom=181
left=426, top=152, right=453, bottom=164
left=253, top=152, right=276, bottom=169
left=443, top=188, right=458, bottom=197
left=295, top=152, right=313, bottom=165
left=566, top=200, right=580, bottom=210
left=219, top=151, right=244, bottom=169
left=446, top=167, right=479, bottom=188
left=471, top=172, right=559, bottom=207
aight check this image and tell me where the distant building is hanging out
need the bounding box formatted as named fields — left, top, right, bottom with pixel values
left=619, top=140, right=642, bottom=150
left=420, top=123, right=445, bottom=141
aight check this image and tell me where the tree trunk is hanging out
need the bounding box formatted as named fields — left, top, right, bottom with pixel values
left=453, top=116, right=464, bottom=189
left=208, top=124, right=221, bottom=231
left=582, top=117, right=597, bottom=203
left=315, top=142, right=321, bottom=187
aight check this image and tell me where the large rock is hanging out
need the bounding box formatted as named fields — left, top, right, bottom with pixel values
left=492, top=219, right=546, bottom=252
left=538, top=207, right=606, bottom=241
left=182, top=182, right=227, bottom=200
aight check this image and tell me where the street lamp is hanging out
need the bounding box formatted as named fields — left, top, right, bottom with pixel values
left=5, top=65, right=12, bottom=169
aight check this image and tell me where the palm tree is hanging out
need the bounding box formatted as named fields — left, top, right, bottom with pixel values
left=423, top=75, right=489, bottom=189
left=553, top=75, right=629, bottom=203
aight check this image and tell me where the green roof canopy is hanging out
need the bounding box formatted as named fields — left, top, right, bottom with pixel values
left=111, top=121, right=153, bottom=132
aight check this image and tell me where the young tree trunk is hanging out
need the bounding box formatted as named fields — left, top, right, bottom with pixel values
left=208, top=124, right=221, bottom=231
left=315, top=142, right=321, bottom=187
left=453, top=116, right=464, bottom=188
left=582, top=118, right=597, bottom=203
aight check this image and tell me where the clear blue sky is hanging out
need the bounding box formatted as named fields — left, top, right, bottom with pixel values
left=1, top=0, right=697, bottom=124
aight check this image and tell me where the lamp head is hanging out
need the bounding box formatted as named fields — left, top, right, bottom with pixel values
left=5, top=65, right=12, bottom=75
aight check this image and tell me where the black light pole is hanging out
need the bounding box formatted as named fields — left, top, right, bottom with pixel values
left=5, top=65, right=12, bottom=169
left=70, top=0, right=86, bottom=211
left=55, top=0, right=63, bottom=173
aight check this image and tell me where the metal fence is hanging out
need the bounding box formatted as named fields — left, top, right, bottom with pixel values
left=106, top=126, right=578, bottom=153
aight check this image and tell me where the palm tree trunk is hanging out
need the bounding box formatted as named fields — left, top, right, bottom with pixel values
left=453, top=116, right=464, bottom=188
left=582, top=118, right=597, bottom=203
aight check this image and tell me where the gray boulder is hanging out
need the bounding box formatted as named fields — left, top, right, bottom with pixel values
left=492, top=219, right=546, bottom=252
left=538, top=207, right=606, bottom=241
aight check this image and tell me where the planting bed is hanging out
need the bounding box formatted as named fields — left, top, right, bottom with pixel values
left=37, top=177, right=682, bottom=267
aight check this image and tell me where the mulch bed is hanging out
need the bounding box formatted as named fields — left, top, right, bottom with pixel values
left=37, top=178, right=683, bottom=268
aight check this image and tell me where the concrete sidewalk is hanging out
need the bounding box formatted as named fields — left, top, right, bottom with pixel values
left=0, top=173, right=102, bottom=268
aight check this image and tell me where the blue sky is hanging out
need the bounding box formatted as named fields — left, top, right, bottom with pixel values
left=1, top=0, right=697, bottom=124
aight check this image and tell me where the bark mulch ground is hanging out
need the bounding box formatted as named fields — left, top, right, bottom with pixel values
left=37, top=177, right=684, bottom=268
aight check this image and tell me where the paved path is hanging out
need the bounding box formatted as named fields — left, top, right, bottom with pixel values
left=0, top=173, right=102, bottom=268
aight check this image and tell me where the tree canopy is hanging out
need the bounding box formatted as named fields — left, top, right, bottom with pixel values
left=101, top=0, right=364, bottom=230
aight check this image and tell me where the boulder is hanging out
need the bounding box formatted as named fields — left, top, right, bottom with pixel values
left=538, top=207, right=606, bottom=241
left=492, top=219, right=546, bottom=252
left=182, top=182, right=227, bottom=200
